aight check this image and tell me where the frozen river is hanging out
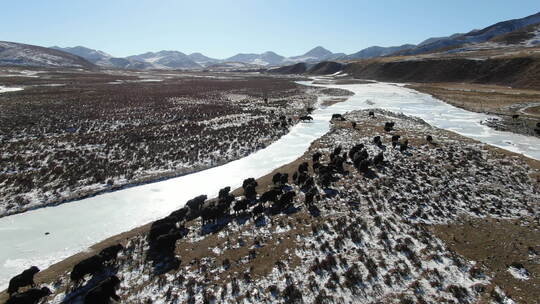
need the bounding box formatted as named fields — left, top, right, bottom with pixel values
left=1, top=80, right=540, bottom=289
left=0, top=86, right=23, bottom=94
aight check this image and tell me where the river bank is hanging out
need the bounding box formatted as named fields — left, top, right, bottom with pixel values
left=5, top=108, right=537, bottom=303
left=408, top=82, right=540, bottom=138
left=0, top=72, right=356, bottom=218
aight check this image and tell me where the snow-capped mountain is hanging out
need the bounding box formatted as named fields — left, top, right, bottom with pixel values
left=51, top=45, right=155, bottom=70
left=225, top=51, right=285, bottom=66
left=50, top=46, right=112, bottom=64
left=126, top=51, right=202, bottom=69
left=399, top=11, right=540, bottom=55
left=285, top=46, right=345, bottom=63
left=0, top=41, right=96, bottom=69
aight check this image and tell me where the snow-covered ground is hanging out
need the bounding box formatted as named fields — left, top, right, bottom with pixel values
left=1, top=80, right=540, bottom=291
left=33, top=109, right=535, bottom=303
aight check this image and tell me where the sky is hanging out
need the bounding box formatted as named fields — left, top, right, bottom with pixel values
left=1, top=0, right=539, bottom=58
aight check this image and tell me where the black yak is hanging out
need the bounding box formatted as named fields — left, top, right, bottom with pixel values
left=312, top=152, right=322, bottom=163
left=84, top=276, right=121, bottom=304
left=357, top=159, right=370, bottom=173
left=7, top=266, right=40, bottom=295
left=6, top=287, right=50, bottom=304
left=400, top=139, right=409, bottom=152
left=71, top=255, right=105, bottom=283
left=242, top=178, right=258, bottom=200
left=298, top=162, right=309, bottom=174
left=99, top=244, right=123, bottom=262
left=331, top=114, right=345, bottom=121
left=169, top=207, right=188, bottom=222
left=384, top=122, right=395, bottom=131
left=186, top=195, right=207, bottom=212
left=349, top=143, right=364, bottom=159
left=260, top=188, right=281, bottom=203
left=373, top=152, right=384, bottom=166
left=218, top=186, right=231, bottom=199
left=391, top=135, right=401, bottom=148
left=299, top=115, right=313, bottom=122
left=233, top=199, right=249, bottom=214
left=373, top=136, right=382, bottom=146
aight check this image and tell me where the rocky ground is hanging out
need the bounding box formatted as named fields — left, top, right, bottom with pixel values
left=5, top=109, right=538, bottom=304
left=0, top=68, right=354, bottom=217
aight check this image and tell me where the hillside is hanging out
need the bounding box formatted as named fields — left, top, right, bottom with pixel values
left=340, top=44, right=416, bottom=60
left=343, top=55, right=540, bottom=89
left=398, top=12, right=540, bottom=55
left=0, top=41, right=96, bottom=69
left=5, top=109, right=538, bottom=303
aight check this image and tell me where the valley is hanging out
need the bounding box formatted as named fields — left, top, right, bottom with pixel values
left=1, top=7, right=540, bottom=304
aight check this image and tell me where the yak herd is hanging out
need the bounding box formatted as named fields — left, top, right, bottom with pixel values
left=6, top=244, right=123, bottom=304
left=4, top=112, right=426, bottom=304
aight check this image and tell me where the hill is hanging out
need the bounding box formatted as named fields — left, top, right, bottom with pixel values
left=0, top=41, right=96, bottom=69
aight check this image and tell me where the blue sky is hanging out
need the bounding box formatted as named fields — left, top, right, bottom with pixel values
left=1, top=0, right=538, bottom=58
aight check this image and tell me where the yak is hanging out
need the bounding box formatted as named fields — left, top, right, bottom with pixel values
left=276, top=191, right=296, bottom=210
left=373, top=136, right=382, bottom=146
left=169, top=207, right=188, bottom=222
left=400, top=139, right=409, bottom=152
left=260, top=188, right=281, bottom=203
left=373, top=152, right=384, bottom=166
left=148, top=221, right=176, bottom=244
left=71, top=255, right=105, bottom=283
left=218, top=186, right=231, bottom=199
left=331, top=114, right=345, bottom=121
left=349, top=143, right=364, bottom=160
left=312, top=152, right=322, bottom=163
left=305, top=188, right=319, bottom=206
left=186, top=195, right=207, bottom=212
left=84, top=276, right=121, bottom=304
left=391, top=135, right=401, bottom=148
left=99, top=244, right=123, bottom=263
left=384, top=122, right=395, bottom=131
left=242, top=178, right=258, bottom=200
left=233, top=199, right=249, bottom=214
left=299, top=115, right=313, bottom=122
left=6, top=287, right=50, bottom=304
left=357, top=159, right=370, bottom=173
left=298, top=162, right=309, bottom=174
left=8, top=266, right=40, bottom=295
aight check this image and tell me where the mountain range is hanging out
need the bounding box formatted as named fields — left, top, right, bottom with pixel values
left=1, top=11, right=539, bottom=70
left=48, top=46, right=347, bottom=70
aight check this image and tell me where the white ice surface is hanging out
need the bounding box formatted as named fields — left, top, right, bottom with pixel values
left=0, top=86, right=23, bottom=94
left=302, top=81, right=540, bottom=160
left=1, top=81, right=540, bottom=289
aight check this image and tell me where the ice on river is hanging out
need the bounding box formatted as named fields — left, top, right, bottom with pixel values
left=0, top=86, right=23, bottom=94
left=1, top=80, right=540, bottom=289
left=302, top=81, right=540, bottom=159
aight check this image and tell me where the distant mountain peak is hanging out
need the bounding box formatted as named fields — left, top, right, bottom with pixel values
left=303, top=46, right=333, bottom=57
